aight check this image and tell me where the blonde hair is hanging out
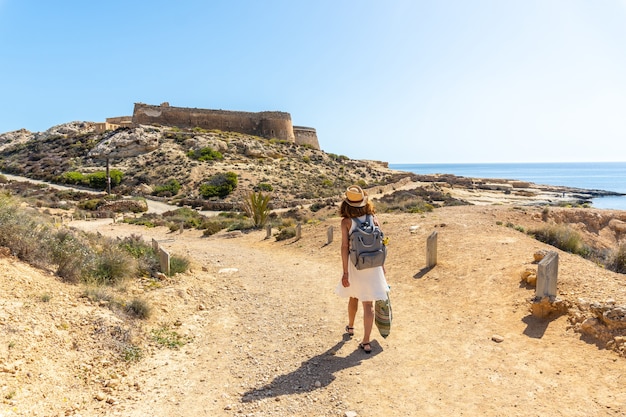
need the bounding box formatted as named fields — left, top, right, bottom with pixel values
left=340, top=200, right=375, bottom=218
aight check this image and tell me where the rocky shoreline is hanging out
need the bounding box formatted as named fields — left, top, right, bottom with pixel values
left=389, top=173, right=625, bottom=208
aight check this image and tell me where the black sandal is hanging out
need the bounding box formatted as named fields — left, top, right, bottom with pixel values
left=359, top=342, right=372, bottom=354
left=345, top=326, right=354, bottom=336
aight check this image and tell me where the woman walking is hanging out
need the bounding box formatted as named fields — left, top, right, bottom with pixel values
left=335, top=185, right=389, bottom=353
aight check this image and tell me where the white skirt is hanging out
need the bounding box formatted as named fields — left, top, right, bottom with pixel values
left=335, top=262, right=389, bottom=302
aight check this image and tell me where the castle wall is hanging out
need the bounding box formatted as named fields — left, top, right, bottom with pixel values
left=293, top=126, right=320, bottom=149
left=106, top=116, right=132, bottom=125
left=132, top=103, right=296, bottom=142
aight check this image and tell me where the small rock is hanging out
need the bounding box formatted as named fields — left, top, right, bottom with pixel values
left=105, top=379, right=120, bottom=388
left=491, top=335, right=504, bottom=343
left=314, top=380, right=321, bottom=388
left=533, top=250, right=548, bottom=262
left=95, top=392, right=106, bottom=401
left=345, top=411, right=358, bottom=417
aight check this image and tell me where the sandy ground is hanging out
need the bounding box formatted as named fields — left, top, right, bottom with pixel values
left=3, top=202, right=626, bottom=417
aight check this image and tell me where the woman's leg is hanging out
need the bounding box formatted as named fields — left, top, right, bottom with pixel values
left=347, top=297, right=358, bottom=332
left=362, top=301, right=374, bottom=345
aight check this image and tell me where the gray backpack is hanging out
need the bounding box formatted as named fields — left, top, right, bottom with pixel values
left=349, top=214, right=387, bottom=270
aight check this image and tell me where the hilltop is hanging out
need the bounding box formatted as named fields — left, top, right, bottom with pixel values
left=0, top=122, right=402, bottom=208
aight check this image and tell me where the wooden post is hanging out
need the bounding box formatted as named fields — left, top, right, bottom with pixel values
left=179, top=222, right=184, bottom=234
left=535, top=251, right=558, bottom=299
left=265, top=224, right=272, bottom=239
left=159, top=247, right=171, bottom=276
left=327, top=226, right=334, bottom=245
left=296, top=223, right=302, bottom=240
left=426, top=231, right=438, bottom=268
left=106, top=157, right=111, bottom=195
left=152, top=238, right=159, bottom=253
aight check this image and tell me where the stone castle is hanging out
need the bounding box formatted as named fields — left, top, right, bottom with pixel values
left=97, top=102, right=319, bottom=150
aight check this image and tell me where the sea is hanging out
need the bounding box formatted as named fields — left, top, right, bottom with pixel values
left=389, top=162, right=626, bottom=211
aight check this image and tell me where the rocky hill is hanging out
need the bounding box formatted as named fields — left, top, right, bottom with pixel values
left=0, top=123, right=403, bottom=208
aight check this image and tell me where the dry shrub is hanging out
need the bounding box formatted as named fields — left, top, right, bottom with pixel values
left=608, top=244, right=626, bottom=274
left=125, top=298, right=152, bottom=319
left=93, top=244, right=137, bottom=285
left=530, top=224, right=590, bottom=257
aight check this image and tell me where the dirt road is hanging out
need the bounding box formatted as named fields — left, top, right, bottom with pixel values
left=63, top=206, right=626, bottom=416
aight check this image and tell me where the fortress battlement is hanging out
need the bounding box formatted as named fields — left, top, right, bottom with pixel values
left=130, top=102, right=319, bottom=149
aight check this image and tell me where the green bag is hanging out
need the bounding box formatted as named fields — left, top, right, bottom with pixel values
left=374, top=292, right=392, bottom=338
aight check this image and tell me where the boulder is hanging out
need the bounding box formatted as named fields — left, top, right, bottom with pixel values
left=609, top=219, right=626, bottom=234
left=88, top=126, right=160, bottom=159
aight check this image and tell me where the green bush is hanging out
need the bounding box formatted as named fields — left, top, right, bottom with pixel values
left=152, top=179, right=181, bottom=197
left=123, top=214, right=161, bottom=228
left=86, top=170, right=124, bottom=190
left=309, top=202, right=324, bottom=212
left=199, top=172, right=238, bottom=199
left=328, top=153, right=349, bottom=161
left=78, top=199, right=102, bottom=211
left=256, top=183, right=273, bottom=192
left=109, top=169, right=124, bottom=186
left=62, top=171, right=86, bottom=185
left=187, top=147, right=223, bottom=162
left=226, top=218, right=255, bottom=231
left=169, top=255, right=190, bottom=276
left=118, top=234, right=159, bottom=277
left=202, top=220, right=227, bottom=236
left=162, top=207, right=207, bottom=229
left=87, top=172, right=108, bottom=190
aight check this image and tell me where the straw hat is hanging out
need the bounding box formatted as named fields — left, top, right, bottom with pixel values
left=344, top=185, right=368, bottom=207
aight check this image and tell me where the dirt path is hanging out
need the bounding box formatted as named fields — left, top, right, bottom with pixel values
left=64, top=206, right=626, bottom=416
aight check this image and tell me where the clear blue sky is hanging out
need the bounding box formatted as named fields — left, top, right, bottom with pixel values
left=1, top=1, right=625, bottom=164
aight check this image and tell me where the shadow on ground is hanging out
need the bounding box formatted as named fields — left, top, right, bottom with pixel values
left=241, top=335, right=382, bottom=402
